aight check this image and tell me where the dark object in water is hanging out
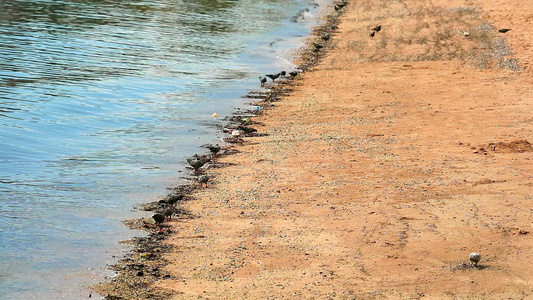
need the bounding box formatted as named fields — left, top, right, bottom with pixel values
left=266, top=73, right=281, bottom=82
left=259, top=76, right=267, bottom=86
left=198, top=174, right=209, bottom=188
left=372, top=25, right=381, bottom=32
left=290, top=8, right=310, bottom=23
left=498, top=28, right=511, bottom=33
left=152, top=213, right=165, bottom=225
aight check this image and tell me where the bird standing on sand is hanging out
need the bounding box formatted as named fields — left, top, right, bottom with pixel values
left=208, top=144, right=221, bottom=156
left=187, top=154, right=210, bottom=173
left=266, top=73, right=281, bottom=82
left=370, top=31, right=376, bottom=38
left=469, top=252, right=481, bottom=267
left=280, top=71, right=286, bottom=77
left=259, top=76, right=267, bottom=86
left=289, top=71, right=299, bottom=77
left=166, top=194, right=183, bottom=207
left=498, top=28, right=511, bottom=33
left=152, top=213, right=165, bottom=225
left=164, top=206, right=177, bottom=221
left=372, top=25, right=382, bottom=32
left=188, top=158, right=205, bottom=173
left=312, top=42, right=324, bottom=50
left=198, top=174, right=209, bottom=188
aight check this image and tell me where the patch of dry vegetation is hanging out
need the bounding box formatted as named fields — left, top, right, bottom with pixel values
left=332, top=0, right=519, bottom=70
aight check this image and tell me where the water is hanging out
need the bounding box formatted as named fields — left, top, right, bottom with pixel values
left=0, top=0, right=329, bottom=298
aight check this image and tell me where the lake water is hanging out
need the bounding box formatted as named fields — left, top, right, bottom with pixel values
left=0, top=0, right=329, bottom=298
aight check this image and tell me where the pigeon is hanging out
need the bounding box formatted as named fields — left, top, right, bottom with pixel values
left=372, top=25, right=382, bottom=32
left=198, top=174, right=209, bottom=188
left=280, top=71, right=286, bottom=77
left=498, top=28, right=511, bottom=33
left=289, top=71, right=299, bottom=77
left=164, top=207, right=177, bottom=221
left=312, top=42, right=324, bottom=50
left=265, top=73, right=281, bottom=82
left=207, top=144, right=221, bottom=156
left=152, top=213, right=165, bottom=225
left=188, top=158, right=205, bottom=173
left=469, top=252, right=481, bottom=267
left=166, top=194, right=183, bottom=206
left=187, top=154, right=210, bottom=173
left=259, top=76, right=267, bottom=86
left=370, top=31, right=376, bottom=38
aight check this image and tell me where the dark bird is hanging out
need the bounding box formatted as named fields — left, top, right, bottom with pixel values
left=280, top=71, right=286, bottom=77
left=370, top=31, right=376, bottom=38
left=498, top=28, right=511, bottom=33
left=207, top=144, right=221, bottom=156
left=152, top=213, right=165, bottom=225
left=372, top=25, right=381, bottom=32
left=198, top=174, right=209, bottom=188
left=312, top=42, right=324, bottom=50
left=266, top=73, right=281, bottom=82
left=259, top=76, right=267, bottom=86
left=334, top=1, right=347, bottom=10
left=188, top=158, right=205, bottom=173
left=164, top=207, right=177, bottom=221
left=322, top=33, right=331, bottom=41
left=187, top=154, right=210, bottom=173
left=166, top=194, right=184, bottom=206
left=289, top=71, right=299, bottom=77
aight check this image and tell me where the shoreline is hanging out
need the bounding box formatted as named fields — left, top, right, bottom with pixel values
left=92, top=2, right=347, bottom=299
left=96, top=0, right=533, bottom=298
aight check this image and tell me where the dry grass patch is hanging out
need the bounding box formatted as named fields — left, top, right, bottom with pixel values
left=333, top=0, right=519, bottom=70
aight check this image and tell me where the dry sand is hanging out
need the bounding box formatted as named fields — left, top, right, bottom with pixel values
left=98, top=0, right=533, bottom=299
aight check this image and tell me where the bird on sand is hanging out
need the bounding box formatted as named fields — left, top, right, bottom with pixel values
left=265, top=73, right=281, bottom=82
left=259, top=76, right=267, bottom=86
left=187, top=154, right=210, bottom=173
left=469, top=252, right=481, bottom=267
left=188, top=158, right=206, bottom=173
left=322, top=33, right=331, bottom=41
left=289, top=71, right=299, bottom=77
left=498, top=28, right=511, bottom=33
left=152, top=213, right=165, bottom=225
left=312, top=42, right=324, bottom=50
left=166, top=194, right=183, bottom=206
left=370, top=31, right=376, bottom=38
left=198, top=174, right=209, bottom=188
left=207, top=144, right=221, bottom=156
left=372, top=25, right=382, bottom=32
left=164, top=206, right=177, bottom=221
left=280, top=71, right=286, bottom=77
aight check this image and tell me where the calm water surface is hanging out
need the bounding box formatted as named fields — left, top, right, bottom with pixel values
left=0, top=0, right=327, bottom=298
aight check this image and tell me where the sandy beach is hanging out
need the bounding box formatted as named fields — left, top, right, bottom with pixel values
left=96, top=0, right=533, bottom=299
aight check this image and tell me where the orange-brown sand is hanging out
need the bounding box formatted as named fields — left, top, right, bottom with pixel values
left=103, top=0, right=533, bottom=299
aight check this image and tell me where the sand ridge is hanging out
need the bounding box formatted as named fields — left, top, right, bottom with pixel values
left=150, top=0, right=532, bottom=299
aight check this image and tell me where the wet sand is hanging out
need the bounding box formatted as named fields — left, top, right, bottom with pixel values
left=96, top=0, right=533, bottom=299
